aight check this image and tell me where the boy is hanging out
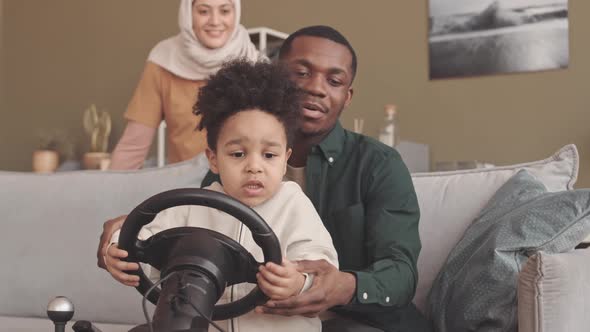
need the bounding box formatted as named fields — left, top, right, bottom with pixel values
left=104, top=60, right=338, bottom=331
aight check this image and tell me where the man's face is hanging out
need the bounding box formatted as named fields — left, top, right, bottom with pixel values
left=281, top=36, right=354, bottom=138
left=206, top=109, right=292, bottom=207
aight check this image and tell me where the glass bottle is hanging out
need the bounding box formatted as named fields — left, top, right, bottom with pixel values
left=378, top=104, right=399, bottom=147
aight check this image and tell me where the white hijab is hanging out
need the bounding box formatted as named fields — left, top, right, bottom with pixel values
left=148, top=0, right=261, bottom=80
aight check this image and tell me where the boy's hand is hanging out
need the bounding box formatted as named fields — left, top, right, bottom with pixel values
left=255, top=259, right=355, bottom=318
left=105, top=243, right=140, bottom=287
left=256, top=258, right=305, bottom=301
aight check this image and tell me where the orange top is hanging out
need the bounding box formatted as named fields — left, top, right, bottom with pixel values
left=124, top=61, right=207, bottom=164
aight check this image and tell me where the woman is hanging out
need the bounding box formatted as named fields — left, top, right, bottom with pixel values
left=109, top=0, right=261, bottom=169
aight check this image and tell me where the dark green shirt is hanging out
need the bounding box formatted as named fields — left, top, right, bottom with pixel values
left=202, top=122, right=428, bottom=331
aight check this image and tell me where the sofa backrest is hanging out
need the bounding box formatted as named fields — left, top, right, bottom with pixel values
left=0, top=154, right=209, bottom=325
left=411, top=144, right=579, bottom=314
left=1, top=145, right=579, bottom=323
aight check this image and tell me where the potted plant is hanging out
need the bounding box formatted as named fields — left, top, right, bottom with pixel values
left=32, top=130, right=75, bottom=173
left=82, top=104, right=112, bottom=170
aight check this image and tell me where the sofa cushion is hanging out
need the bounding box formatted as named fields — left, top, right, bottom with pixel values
left=0, top=315, right=133, bottom=332
left=0, top=154, right=209, bottom=325
left=518, top=249, right=590, bottom=332
left=411, top=144, right=578, bottom=313
left=428, top=170, right=590, bottom=332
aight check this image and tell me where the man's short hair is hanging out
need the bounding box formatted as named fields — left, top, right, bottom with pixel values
left=194, top=59, right=301, bottom=151
left=279, top=25, right=357, bottom=82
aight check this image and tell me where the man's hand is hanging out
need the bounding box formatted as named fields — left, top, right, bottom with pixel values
left=257, top=259, right=305, bottom=301
left=96, top=215, right=126, bottom=269
left=105, top=243, right=140, bottom=287
left=255, top=259, right=356, bottom=317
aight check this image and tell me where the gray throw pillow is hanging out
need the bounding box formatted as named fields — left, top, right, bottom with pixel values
left=428, top=170, right=590, bottom=332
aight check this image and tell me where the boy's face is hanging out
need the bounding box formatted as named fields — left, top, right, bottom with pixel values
left=206, top=109, right=292, bottom=207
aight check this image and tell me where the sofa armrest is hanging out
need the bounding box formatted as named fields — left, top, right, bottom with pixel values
left=518, top=249, right=590, bottom=332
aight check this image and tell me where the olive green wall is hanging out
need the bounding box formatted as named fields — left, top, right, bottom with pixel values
left=1, top=0, right=177, bottom=167
left=0, top=0, right=5, bottom=120
left=1, top=0, right=589, bottom=187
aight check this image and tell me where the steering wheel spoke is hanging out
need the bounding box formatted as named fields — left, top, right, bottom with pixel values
left=117, top=188, right=282, bottom=321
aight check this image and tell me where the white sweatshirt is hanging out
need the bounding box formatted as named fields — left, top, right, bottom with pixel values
left=112, top=181, right=338, bottom=332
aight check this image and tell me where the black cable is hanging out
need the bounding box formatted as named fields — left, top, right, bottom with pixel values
left=142, top=271, right=177, bottom=332
left=182, top=283, right=226, bottom=332
left=141, top=271, right=226, bottom=332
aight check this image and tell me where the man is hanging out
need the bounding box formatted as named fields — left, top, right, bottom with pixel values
left=98, top=25, right=431, bottom=331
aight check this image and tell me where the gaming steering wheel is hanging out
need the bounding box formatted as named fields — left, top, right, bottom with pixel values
left=117, top=188, right=282, bottom=323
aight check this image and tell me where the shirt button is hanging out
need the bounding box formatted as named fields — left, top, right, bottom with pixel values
left=362, top=292, right=368, bottom=300
left=328, top=157, right=334, bottom=163
left=386, top=296, right=390, bottom=303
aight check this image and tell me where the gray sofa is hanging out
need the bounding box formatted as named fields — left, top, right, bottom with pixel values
left=2, top=146, right=589, bottom=332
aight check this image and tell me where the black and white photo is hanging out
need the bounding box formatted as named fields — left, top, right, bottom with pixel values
left=429, top=0, right=569, bottom=79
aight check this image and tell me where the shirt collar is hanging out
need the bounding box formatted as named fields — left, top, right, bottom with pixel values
left=314, top=121, right=346, bottom=166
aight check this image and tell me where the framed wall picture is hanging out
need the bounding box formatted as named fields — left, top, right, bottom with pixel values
left=428, top=0, right=569, bottom=79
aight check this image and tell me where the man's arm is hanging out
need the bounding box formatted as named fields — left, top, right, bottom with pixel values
left=260, top=152, right=420, bottom=316
left=256, top=259, right=356, bottom=317
left=97, top=171, right=218, bottom=269
left=97, top=215, right=127, bottom=269
left=342, top=152, right=421, bottom=312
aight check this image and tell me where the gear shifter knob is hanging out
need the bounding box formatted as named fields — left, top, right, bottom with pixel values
left=47, top=296, right=74, bottom=332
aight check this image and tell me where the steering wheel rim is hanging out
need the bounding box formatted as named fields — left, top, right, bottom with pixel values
left=117, top=188, right=282, bottom=320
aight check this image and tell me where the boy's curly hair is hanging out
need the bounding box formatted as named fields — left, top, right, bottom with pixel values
left=193, top=59, right=301, bottom=151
